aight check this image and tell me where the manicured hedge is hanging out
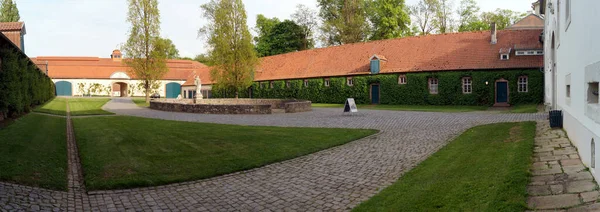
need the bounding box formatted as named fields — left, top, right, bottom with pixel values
left=0, top=48, right=55, bottom=119
left=240, top=69, right=543, bottom=106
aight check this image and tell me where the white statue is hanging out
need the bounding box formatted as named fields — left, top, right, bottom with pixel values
left=194, top=76, right=203, bottom=99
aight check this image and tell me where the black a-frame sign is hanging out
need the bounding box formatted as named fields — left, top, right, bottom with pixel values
left=344, top=98, right=358, bottom=113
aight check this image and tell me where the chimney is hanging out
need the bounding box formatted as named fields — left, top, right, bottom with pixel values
left=111, top=50, right=122, bottom=62
left=491, top=22, right=497, bottom=44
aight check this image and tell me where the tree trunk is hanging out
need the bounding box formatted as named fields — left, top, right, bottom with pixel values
left=235, top=91, right=239, bottom=99
left=145, top=80, right=150, bottom=103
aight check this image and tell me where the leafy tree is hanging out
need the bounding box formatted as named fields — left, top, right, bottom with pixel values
left=433, top=0, right=454, bottom=33
left=0, top=0, right=19, bottom=22
left=200, top=0, right=258, bottom=98
left=193, top=54, right=214, bottom=66
left=457, top=0, right=488, bottom=32
left=122, top=0, right=167, bottom=103
left=366, top=0, right=411, bottom=40
left=318, top=0, right=369, bottom=45
left=154, top=37, right=179, bottom=59
left=410, top=0, right=439, bottom=35
left=254, top=14, right=280, bottom=56
left=481, top=9, right=526, bottom=30
left=291, top=4, right=318, bottom=49
left=266, top=20, right=305, bottom=56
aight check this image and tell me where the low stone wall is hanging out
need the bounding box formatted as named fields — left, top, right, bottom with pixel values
left=149, top=98, right=312, bottom=114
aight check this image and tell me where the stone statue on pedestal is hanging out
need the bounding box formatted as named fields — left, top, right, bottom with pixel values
left=194, top=76, right=203, bottom=100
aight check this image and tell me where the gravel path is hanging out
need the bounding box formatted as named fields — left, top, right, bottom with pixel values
left=1, top=98, right=547, bottom=211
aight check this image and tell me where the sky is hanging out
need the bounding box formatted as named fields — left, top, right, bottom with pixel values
left=18, top=0, right=536, bottom=58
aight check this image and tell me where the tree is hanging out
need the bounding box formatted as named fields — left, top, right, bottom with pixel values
left=457, top=0, right=488, bottom=32
left=291, top=4, right=318, bottom=49
left=433, top=0, right=454, bottom=33
left=154, top=37, right=179, bottom=59
left=0, top=0, right=19, bottom=22
left=366, top=0, right=411, bottom=40
left=254, top=15, right=280, bottom=57
left=266, top=20, right=305, bottom=56
left=200, top=0, right=258, bottom=98
left=318, top=0, right=369, bottom=45
left=410, top=0, right=439, bottom=35
left=481, top=9, right=526, bottom=30
left=122, top=0, right=167, bottom=103
left=193, top=54, right=214, bottom=66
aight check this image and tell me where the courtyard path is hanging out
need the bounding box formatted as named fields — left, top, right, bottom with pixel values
left=1, top=98, right=546, bottom=211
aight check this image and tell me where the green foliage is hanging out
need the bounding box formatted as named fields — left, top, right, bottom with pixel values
left=123, top=0, right=167, bottom=103
left=200, top=0, right=258, bottom=98
left=0, top=48, right=55, bottom=118
left=291, top=4, right=318, bottom=50
left=154, top=37, right=179, bottom=59
left=0, top=0, right=19, bottom=22
left=318, top=0, right=369, bottom=45
left=250, top=69, right=543, bottom=106
left=410, top=0, right=439, bottom=35
left=366, top=0, right=412, bottom=40
left=481, top=9, right=526, bottom=30
left=254, top=14, right=280, bottom=56
left=255, top=18, right=306, bottom=57
left=192, top=54, right=214, bottom=66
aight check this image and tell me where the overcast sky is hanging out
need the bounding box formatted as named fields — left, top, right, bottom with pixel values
left=19, top=0, right=536, bottom=58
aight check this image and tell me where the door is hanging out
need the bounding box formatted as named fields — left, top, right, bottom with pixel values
left=371, top=84, right=380, bottom=104
left=496, top=82, right=508, bottom=103
left=55, top=81, right=72, bottom=96
left=165, top=82, right=181, bottom=98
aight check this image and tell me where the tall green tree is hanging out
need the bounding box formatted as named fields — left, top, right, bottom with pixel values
left=154, top=37, right=179, bottom=59
left=122, top=0, right=167, bottom=103
left=366, top=0, right=411, bottom=40
left=410, top=0, right=439, bottom=35
left=0, top=0, right=19, bottom=22
left=200, top=0, right=258, bottom=98
left=254, top=15, right=280, bottom=56
left=266, top=20, right=305, bottom=56
left=457, top=0, right=487, bottom=32
left=481, top=9, right=526, bottom=30
left=318, top=0, right=369, bottom=45
left=291, top=4, right=317, bottom=49
left=193, top=54, right=214, bottom=66
left=433, top=0, right=454, bottom=33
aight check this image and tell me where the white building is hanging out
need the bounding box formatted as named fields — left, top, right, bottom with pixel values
left=542, top=0, right=600, bottom=177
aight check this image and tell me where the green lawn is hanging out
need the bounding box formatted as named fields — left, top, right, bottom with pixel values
left=68, top=98, right=114, bottom=116
left=510, top=104, right=539, bottom=113
left=354, top=122, right=535, bottom=211
left=0, top=114, right=68, bottom=190
left=312, top=103, right=488, bottom=112
left=33, top=98, right=113, bottom=116
left=132, top=97, right=150, bottom=107
left=73, top=116, right=377, bottom=190
left=33, top=97, right=67, bottom=116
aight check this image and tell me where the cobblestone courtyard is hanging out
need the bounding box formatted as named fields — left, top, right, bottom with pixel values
left=1, top=99, right=546, bottom=211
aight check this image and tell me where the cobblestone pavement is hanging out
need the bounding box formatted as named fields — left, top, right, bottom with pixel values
left=2, top=98, right=546, bottom=211
left=527, top=121, right=600, bottom=211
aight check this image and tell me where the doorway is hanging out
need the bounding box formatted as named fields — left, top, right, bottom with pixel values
left=370, top=84, right=380, bottom=104
left=494, top=79, right=510, bottom=107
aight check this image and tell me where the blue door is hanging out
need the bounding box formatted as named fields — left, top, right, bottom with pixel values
left=55, top=81, right=72, bottom=96
left=496, top=82, right=508, bottom=103
left=165, top=83, right=180, bottom=98
left=371, top=84, right=380, bottom=104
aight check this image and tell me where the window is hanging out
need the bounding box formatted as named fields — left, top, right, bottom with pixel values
left=518, top=76, right=528, bottom=93
left=589, top=82, right=599, bottom=104
left=286, top=80, right=290, bottom=88
left=270, top=81, right=274, bottom=88
left=259, top=82, right=263, bottom=89
left=462, top=77, right=472, bottom=94
left=398, top=74, right=407, bottom=84
left=304, top=80, right=309, bottom=87
left=324, top=78, right=330, bottom=87
left=500, top=54, right=509, bottom=60
left=567, top=85, right=571, bottom=98
left=347, top=77, right=353, bottom=86
left=565, top=0, right=572, bottom=30
left=429, top=78, right=438, bottom=94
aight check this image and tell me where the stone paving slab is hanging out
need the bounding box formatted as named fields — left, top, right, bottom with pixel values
left=1, top=98, right=547, bottom=211
left=527, top=121, right=600, bottom=211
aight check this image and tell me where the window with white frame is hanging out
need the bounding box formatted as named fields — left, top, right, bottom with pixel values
left=286, top=80, right=290, bottom=88
left=398, top=74, right=407, bottom=84
left=259, top=82, right=263, bottom=89
left=304, top=80, right=309, bottom=87
left=462, top=77, right=472, bottom=94
left=429, top=78, right=438, bottom=94
left=324, top=78, right=330, bottom=87
left=270, top=81, right=274, bottom=88
left=347, top=77, right=353, bottom=86
left=518, top=76, right=528, bottom=92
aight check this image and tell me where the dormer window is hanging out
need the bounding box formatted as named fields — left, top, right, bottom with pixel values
left=499, top=48, right=512, bottom=60
left=500, top=54, right=509, bottom=60
left=369, top=55, right=387, bottom=75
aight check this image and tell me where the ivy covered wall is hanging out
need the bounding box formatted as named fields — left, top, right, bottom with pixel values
left=0, top=48, right=55, bottom=118
left=242, top=69, right=543, bottom=106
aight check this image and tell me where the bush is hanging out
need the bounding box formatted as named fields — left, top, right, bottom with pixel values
left=0, top=48, right=55, bottom=118
left=244, top=69, right=543, bottom=106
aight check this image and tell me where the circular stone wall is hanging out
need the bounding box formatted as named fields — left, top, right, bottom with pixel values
left=149, top=99, right=312, bottom=115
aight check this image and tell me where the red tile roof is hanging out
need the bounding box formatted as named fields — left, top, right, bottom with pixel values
left=185, top=29, right=543, bottom=85
left=0, top=22, right=24, bottom=31
left=506, top=14, right=544, bottom=30
left=30, top=57, right=207, bottom=80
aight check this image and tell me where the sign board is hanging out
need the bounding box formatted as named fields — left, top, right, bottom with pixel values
left=344, top=98, right=358, bottom=113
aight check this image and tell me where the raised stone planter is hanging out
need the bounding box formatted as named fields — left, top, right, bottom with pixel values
left=149, top=98, right=312, bottom=115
